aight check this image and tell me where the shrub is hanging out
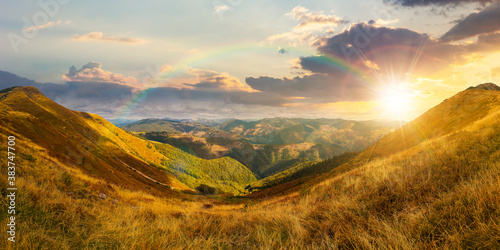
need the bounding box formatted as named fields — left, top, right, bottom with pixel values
left=196, top=184, right=218, bottom=195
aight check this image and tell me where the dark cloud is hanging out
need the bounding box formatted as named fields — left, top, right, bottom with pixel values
left=467, top=32, right=500, bottom=51
left=385, top=0, right=496, bottom=7
left=300, top=22, right=470, bottom=81
left=246, top=73, right=373, bottom=102
left=441, top=3, right=500, bottom=42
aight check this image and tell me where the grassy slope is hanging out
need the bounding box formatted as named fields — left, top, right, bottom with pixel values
left=246, top=152, right=359, bottom=197
left=1, top=86, right=500, bottom=249
left=360, top=88, right=500, bottom=159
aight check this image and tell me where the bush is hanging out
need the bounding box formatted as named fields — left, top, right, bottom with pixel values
left=196, top=184, right=218, bottom=195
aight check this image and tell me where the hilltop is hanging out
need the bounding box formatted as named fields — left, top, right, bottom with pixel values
left=467, top=82, right=500, bottom=91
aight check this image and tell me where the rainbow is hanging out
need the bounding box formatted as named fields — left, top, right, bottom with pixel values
left=113, top=43, right=374, bottom=120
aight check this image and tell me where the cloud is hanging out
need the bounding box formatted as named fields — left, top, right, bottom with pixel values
left=440, top=3, right=500, bottom=42
left=278, top=47, right=288, bottom=54
left=62, top=61, right=139, bottom=86
left=468, top=31, right=500, bottom=51
left=286, top=5, right=348, bottom=31
left=300, top=22, right=478, bottom=81
left=246, top=73, right=374, bottom=102
left=184, top=68, right=254, bottom=92
left=25, top=20, right=68, bottom=31
left=142, top=66, right=255, bottom=92
left=214, top=5, right=229, bottom=14
left=373, top=18, right=400, bottom=26
left=72, top=32, right=147, bottom=44
left=266, top=6, right=347, bottom=46
left=491, top=66, right=500, bottom=76
left=385, top=0, right=496, bottom=7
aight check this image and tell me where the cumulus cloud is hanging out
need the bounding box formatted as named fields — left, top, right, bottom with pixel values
left=286, top=5, right=348, bottom=31
left=385, top=0, right=496, bottom=7
left=73, top=32, right=147, bottom=44
left=62, top=61, right=139, bottom=86
left=266, top=5, right=347, bottom=46
left=143, top=66, right=255, bottom=92
left=184, top=69, right=255, bottom=92
left=440, top=3, right=500, bottom=42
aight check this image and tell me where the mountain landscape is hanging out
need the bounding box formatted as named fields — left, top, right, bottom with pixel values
left=3, top=0, right=500, bottom=248
left=1, top=83, right=499, bottom=249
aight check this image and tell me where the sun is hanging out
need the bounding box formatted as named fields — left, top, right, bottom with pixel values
left=379, top=86, right=412, bottom=119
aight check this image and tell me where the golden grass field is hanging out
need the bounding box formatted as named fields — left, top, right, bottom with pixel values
left=1, top=86, right=500, bottom=249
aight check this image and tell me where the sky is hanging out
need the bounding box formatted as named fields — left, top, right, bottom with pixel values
left=1, top=0, right=500, bottom=121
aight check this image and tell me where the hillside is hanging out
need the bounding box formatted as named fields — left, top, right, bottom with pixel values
left=0, top=87, right=256, bottom=195
left=360, top=84, right=500, bottom=160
